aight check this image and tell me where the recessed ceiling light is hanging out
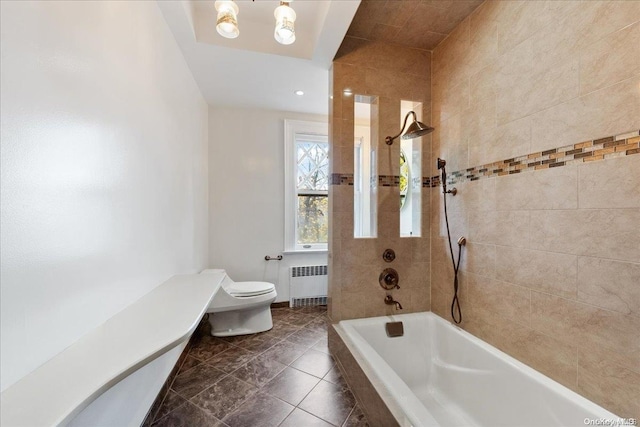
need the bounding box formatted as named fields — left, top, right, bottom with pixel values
left=294, top=90, right=304, bottom=96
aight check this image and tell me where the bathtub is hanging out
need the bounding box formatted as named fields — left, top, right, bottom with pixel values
left=334, top=312, right=618, bottom=427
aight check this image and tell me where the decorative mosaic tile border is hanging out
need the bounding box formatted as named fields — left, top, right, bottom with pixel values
left=329, top=174, right=401, bottom=187
left=330, top=130, right=640, bottom=188
left=438, top=130, right=640, bottom=187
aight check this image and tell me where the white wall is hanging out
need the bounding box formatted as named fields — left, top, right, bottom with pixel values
left=208, top=107, right=327, bottom=301
left=0, top=1, right=208, bottom=391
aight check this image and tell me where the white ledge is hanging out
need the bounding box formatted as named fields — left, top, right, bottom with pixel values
left=1, top=272, right=223, bottom=427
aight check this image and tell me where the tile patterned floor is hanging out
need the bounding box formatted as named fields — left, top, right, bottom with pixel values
left=150, top=306, right=370, bottom=427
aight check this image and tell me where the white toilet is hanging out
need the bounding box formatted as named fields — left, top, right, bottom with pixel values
left=201, top=269, right=277, bottom=337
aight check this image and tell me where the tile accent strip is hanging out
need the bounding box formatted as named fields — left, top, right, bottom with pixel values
left=330, top=130, right=640, bottom=187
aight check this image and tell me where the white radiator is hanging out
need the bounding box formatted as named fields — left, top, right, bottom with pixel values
left=289, top=265, right=328, bottom=307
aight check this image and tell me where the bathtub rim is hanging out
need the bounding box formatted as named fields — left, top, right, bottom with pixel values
left=336, top=311, right=619, bottom=427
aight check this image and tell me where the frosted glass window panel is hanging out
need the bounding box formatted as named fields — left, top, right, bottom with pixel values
left=400, top=100, right=422, bottom=237
left=296, top=138, right=329, bottom=191
left=354, top=95, right=378, bottom=238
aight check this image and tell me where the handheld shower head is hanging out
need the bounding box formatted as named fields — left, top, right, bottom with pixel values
left=437, top=157, right=456, bottom=195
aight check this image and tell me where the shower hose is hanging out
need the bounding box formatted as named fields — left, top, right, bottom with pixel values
left=442, top=183, right=463, bottom=324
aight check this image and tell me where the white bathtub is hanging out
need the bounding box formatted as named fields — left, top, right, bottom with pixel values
left=335, top=312, right=618, bottom=427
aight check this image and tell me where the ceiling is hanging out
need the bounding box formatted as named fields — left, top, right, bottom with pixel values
left=158, top=1, right=484, bottom=115
left=157, top=0, right=360, bottom=115
left=346, top=0, right=485, bottom=51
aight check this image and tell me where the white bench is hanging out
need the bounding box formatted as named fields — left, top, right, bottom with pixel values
left=1, top=272, right=223, bottom=426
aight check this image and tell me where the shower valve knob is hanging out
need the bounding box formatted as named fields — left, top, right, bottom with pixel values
left=382, top=249, right=396, bottom=262
left=379, top=268, right=400, bottom=290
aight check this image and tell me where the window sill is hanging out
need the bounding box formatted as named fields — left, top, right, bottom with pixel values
left=282, top=249, right=328, bottom=255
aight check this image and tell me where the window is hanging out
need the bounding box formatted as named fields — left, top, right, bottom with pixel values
left=284, top=120, right=329, bottom=252
left=353, top=95, right=378, bottom=238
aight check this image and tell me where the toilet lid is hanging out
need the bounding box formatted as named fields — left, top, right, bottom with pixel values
left=226, top=281, right=275, bottom=297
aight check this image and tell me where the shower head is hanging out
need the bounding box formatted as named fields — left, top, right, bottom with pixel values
left=437, top=158, right=446, bottom=170
left=385, top=111, right=434, bottom=145
left=402, top=119, right=434, bottom=140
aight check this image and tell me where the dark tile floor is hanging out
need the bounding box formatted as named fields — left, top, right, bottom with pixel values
left=150, top=306, right=370, bottom=427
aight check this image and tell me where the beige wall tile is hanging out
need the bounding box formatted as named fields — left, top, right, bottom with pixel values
left=496, top=165, right=578, bottom=210
left=340, top=290, right=368, bottom=320
left=341, top=237, right=377, bottom=266
left=409, top=234, right=431, bottom=262
left=378, top=186, right=400, bottom=214
left=495, top=0, right=553, bottom=55
left=433, top=18, right=470, bottom=91
left=459, top=177, right=497, bottom=212
left=464, top=313, right=578, bottom=389
left=332, top=145, right=354, bottom=175
left=468, top=210, right=496, bottom=244
left=431, top=237, right=454, bottom=267
left=470, top=63, right=498, bottom=106
left=496, top=246, right=578, bottom=299
left=494, top=210, right=530, bottom=248
left=330, top=37, right=431, bottom=322
left=467, top=274, right=531, bottom=327
left=332, top=185, right=354, bottom=213
left=497, top=58, right=579, bottom=125
left=530, top=75, right=640, bottom=152
left=340, top=263, right=379, bottom=293
left=469, top=115, right=531, bottom=166
left=531, top=292, right=640, bottom=367
left=460, top=242, right=496, bottom=279
left=578, top=257, right=640, bottom=317
left=578, top=154, right=640, bottom=209
left=532, top=1, right=640, bottom=69
left=365, top=68, right=430, bottom=102
left=462, top=93, right=496, bottom=144
left=394, top=260, right=431, bottom=291
left=431, top=204, right=468, bottom=241
left=333, top=62, right=367, bottom=96
left=375, top=237, right=412, bottom=265
left=529, top=209, right=640, bottom=262
left=429, top=0, right=640, bottom=416
left=580, top=21, right=640, bottom=95
left=335, top=37, right=430, bottom=77
left=578, top=348, right=640, bottom=418
left=378, top=212, right=400, bottom=239
left=432, top=77, right=470, bottom=124
left=410, top=288, right=431, bottom=312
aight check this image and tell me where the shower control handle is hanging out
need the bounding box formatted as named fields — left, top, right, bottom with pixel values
left=379, top=268, right=400, bottom=290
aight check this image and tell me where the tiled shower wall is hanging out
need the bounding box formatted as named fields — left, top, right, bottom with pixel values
left=431, top=0, right=640, bottom=418
left=328, top=37, right=432, bottom=322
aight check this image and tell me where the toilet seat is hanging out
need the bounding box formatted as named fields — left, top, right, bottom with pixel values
left=226, top=281, right=275, bottom=298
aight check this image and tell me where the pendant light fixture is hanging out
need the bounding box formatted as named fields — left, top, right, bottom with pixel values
left=215, top=0, right=239, bottom=39
left=274, top=1, right=296, bottom=45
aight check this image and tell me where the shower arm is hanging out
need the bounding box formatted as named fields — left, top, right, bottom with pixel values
left=385, top=111, right=417, bottom=145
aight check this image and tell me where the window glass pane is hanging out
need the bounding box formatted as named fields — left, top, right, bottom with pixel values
left=296, top=139, right=328, bottom=192
left=400, top=100, right=422, bottom=237
left=354, top=95, right=378, bottom=238
left=296, top=195, right=328, bottom=244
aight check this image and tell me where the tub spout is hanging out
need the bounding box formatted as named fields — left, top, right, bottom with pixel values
left=384, top=295, right=403, bottom=310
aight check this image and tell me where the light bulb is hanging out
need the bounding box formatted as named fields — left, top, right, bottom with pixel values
left=215, top=1, right=239, bottom=39
left=274, top=3, right=296, bottom=45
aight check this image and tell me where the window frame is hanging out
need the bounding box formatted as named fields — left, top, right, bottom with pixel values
left=284, top=119, right=329, bottom=253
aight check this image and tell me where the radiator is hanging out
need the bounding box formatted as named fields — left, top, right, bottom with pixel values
left=289, top=265, right=328, bottom=307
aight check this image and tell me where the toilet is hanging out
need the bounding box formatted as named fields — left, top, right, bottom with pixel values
left=201, top=269, right=277, bottom=337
